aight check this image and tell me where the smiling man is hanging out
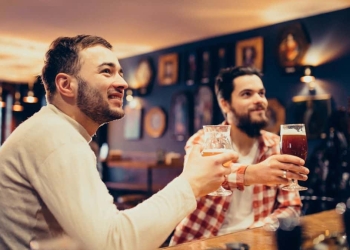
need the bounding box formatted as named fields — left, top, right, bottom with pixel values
left=170, top=66, right=309, bottom=245
left=0, top=35, right=237, bottom=250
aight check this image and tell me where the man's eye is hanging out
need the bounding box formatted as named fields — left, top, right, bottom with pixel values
left=102, top=68, right=111, bottom=74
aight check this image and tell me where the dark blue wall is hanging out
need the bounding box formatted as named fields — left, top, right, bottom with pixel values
left=108, top=8, right=350, bottom=155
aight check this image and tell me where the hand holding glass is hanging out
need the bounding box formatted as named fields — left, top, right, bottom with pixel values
left=202, top=125, right=233, bottom=196
left=280, top=124, right=308, bottom=191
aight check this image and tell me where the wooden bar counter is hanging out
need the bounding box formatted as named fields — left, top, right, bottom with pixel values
left=163, top=209, right=344, bottom=250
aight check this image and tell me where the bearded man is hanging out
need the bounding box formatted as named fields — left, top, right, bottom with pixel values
left=170, top=66, right=308, bottom=245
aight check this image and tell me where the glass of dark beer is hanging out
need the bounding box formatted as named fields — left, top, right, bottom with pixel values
left=280, top=124, right=308, bottom=191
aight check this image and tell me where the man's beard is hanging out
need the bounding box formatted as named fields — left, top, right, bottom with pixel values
left=76, top=76, right=125, bottom=125
left=232, top=107, right=268, bottom=138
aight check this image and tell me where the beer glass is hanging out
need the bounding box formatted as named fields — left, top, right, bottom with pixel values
left=280, top=124, right=308, bottom=191
left=202, top=125, right=233, bottom=196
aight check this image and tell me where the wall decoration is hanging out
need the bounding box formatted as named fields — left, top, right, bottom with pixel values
left=157, top=53, right=179, bottom=86
left=292, top=94, right=331, bottom=139
left=170, top=92, right=192, bottom=141
left=144, top=107, right=167, bottom=138
left=124, top=105, right=142, bottom=140
left=200, top=50, right=211, bottom=84
left=194, top=86, right=214, bottom=132
left=265, top=98, right=286, bottom=134
left=130, top=58, right=154, bottom=95
left=277, top=23, right=310, bottom=73
left=215, top=46, right=228, bottom=76
left=185, top=51, right=197, bottom=86
left=235, top=36, right=264, bottom=72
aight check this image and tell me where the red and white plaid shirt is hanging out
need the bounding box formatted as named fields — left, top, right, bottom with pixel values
left=169, top=125, right=301, bottom=246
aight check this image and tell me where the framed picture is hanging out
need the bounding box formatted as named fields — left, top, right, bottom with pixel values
left=129, top=58, right=154, bottom=95
left=277, top=23, right=310, bottom=73
left=157, top=53, right=179, bottom=86
left=215, top=46, right=228, bottom=76
left=170, top=92, right=192, bottom=141
left=292, top=94, right=331, bottom=139
left=124, top=105, right=142, bottom=140
left=265, top=98, right=286, bottom=134
left=144, top=107, right=167, bottom=138
left=236, top=36, right=263, bottom=72
left=200, top=50, right=211, bottom=84
left=194, top=86, right=214, bottom=132
left=185, top=51, right=197, bottom=86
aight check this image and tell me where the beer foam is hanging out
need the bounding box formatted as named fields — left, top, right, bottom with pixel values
left=281, top=129, right=306, bottom=135
left=202, top=148, right=233, bottom=154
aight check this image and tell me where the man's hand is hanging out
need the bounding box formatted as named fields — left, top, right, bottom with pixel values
left=244, top=154, right=309, bottom=186
left=180, top=144, right=238, bottom=198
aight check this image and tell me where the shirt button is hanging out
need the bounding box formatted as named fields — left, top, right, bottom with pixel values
left=223, top=208, right=227, bottom=212
left=253, top=202, right=258, bottom=208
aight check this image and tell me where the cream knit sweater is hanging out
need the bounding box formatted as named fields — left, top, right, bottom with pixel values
left=0, top=104, right=195, bottom=250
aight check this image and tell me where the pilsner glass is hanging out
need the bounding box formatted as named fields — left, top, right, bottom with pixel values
left=280, top=124, right=308, bottom=191
left=202, top=125, right=233, bottom=196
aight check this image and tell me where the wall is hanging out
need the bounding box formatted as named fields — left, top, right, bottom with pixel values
left=108, top=8, right=350, bottom=156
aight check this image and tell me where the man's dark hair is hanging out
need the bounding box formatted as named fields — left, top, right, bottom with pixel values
left=214, top=66, right=263, bottom=103
left=41, top=35, right=112, bottom=102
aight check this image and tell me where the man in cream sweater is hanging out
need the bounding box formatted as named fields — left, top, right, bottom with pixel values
left=0, top=35, right=236, bottom=250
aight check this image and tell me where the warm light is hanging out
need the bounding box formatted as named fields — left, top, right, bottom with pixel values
left=300, top=66, right=316, bottom=92
left=12, top=90, right=23, bottom=112
left=12, top=102, right=23, bottom=112
left=126, top=95, right=134, bottom=102
left=300, top=75, right=315, bottom=83
left=128, top=98, right=142, bottom=109
left=23, top=90, right=38, bottom=103
left=0, top=83, right=5, bottom=108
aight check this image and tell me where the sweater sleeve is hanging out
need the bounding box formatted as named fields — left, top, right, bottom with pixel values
left=29, top=142, right=196, bottom=250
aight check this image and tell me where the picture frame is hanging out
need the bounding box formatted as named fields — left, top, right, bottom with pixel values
left=144, top=107, right=167, bottom=138
left=265, top=98, right=286, bottom=134
left=235, top=36, right=264, bottom=72
left=129, top=57, right=154, bottom=95
left=124, top=104, right=142, bottom=140
left=170, top=92, right=192, bottom=141
left=292, top=94, right=331, bottom=139
left=200, top=50, right=211, bottom=84
left=194, top=86, right=214, bottom=132
left=277, top=23, right=310, bottom=73
left=157, top=53, right=179, bottom=86
left=215, top=46, right=228, bottom=76
left=185, top=51, right=197, bottom=86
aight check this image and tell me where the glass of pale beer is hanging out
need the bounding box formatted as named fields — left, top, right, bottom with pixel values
left=280, top=124, right=308, bottom=191
left=202, top=125, right=233, bottom=196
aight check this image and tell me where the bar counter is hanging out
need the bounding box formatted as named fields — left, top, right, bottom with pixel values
left=162, top=209, right=344, bottom=250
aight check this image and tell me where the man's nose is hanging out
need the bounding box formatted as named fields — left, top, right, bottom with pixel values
left=112, top=75, right=128, bottom=89
left=253, top=93, right=264, bottom=103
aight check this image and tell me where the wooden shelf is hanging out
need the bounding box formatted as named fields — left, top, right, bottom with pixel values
left=107, top=160, right=183, bottom=169
left=105, top=182, right=164, bottom=193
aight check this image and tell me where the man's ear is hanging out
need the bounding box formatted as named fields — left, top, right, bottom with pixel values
left=55, top=73, right=76, bottom=98
left=218, top=98, right=230, bottom=114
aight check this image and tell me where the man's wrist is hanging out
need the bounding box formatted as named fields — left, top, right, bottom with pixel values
left=178, top=174, right=200, bottom=198
left=236, top=165, right=248, bottom=190
left=244, top=164, right=255, bottom=186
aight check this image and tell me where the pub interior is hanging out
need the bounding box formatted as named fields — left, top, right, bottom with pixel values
left=1, top=3, right=350, bottom=250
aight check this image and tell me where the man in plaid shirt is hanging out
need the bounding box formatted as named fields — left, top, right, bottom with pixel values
left=170, top=66, right=308, bottom=245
